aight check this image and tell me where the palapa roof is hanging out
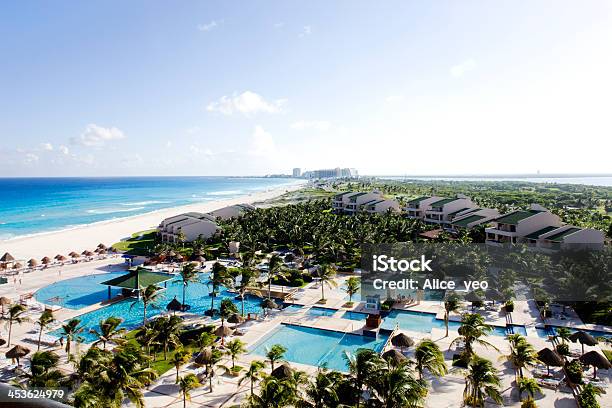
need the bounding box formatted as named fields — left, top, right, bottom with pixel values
left=214, top=325, right=233, bottom=337
left=579, top=351, right=612, bottom=369
left=569, top=331, right=598, bottom=346
left=0, top=252, right=15, bottom=262
left=537, top=348, right=564, bottom=367
left=6, top=345, right=30, bottom=359
left=271, top=364, right=293, bottom=379
left=382, top=349, right=407, bottom=364
left=100, top=267, right=172, bottom=290
left=166, top=297, right=183, bottom=311
left=391, top=333, right=415, bottom=348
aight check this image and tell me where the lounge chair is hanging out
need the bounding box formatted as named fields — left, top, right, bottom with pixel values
left=537, top=378, right=561, bottom=390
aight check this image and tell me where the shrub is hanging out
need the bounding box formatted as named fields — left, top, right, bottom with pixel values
left=564, top=360, right=583, bottom=384
left=556, top=343, right=569, bottom=356
left=521, top=399, right=537, bottom=408
left=505, top=300, right=515, bottom=313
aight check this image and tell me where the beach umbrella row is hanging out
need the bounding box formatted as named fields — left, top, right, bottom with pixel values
left=569, top=331, right=598, bottom=355
left=580, top=351, right=612, bottom=379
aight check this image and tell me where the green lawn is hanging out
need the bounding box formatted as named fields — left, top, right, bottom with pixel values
left=112, top=229, right=157, bottom=256
left=604, top=350, right=612, bottom=364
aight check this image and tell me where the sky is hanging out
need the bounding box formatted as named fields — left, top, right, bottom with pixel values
left=1, top=1, right=611, bottom=177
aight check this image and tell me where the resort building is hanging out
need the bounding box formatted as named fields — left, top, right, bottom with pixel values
left=363, top=199, right=401, bottom=214
left=449, top=208, right=501, bottom=232
left=403, top=196, right=444, bottom=219
left=485, top=204, right=563, bottom=245
left=208, top=203, right=255, bottom=220
left=157, top=212, right=219, bottom=243
left=525, top=225, right=605, bottom=251
left=332, top=191, right=399, bottom=214
left=423, top=195, right=476, bottom=225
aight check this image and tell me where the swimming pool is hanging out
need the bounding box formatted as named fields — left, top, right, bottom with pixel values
left=381, top=310, right=523, bottom=337
left=306, top=306, right=338, bottom=317
left=342, top=311, right=369, bottom=321
left=34, top=272, right=126, bottom=309
left=44, top=271, right=266, bottom=342
left=249, top=324, right=389, bottom=371
left=541, top=326, right=612, bottom=340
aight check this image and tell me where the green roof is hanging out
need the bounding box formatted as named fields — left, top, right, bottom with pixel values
left=452, top=215, right=485, bottom=228
left=430, top=198, right=456, bottom=208
left=349, top=192, right=368, bottom=202
left=101, top=268, right=173, bottom=290
left=406, top=196, right=430, bottom=205
left=524, top=226, right=561, bottom=240
left=494, top=209, right=542, bottom=225
left=334, top=191, right=352, bottom=200
left=544, top=227, right=581, bottom=243
left=448, top=207, right=472, bottom=217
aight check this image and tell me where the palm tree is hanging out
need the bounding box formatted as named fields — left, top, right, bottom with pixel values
left=266, top=254, right=287, bottom=299
left=6, top=304, right=30, bottom=347
left=207, top=262, right=231, bottom=316
left=61, top=318, right=83, bottom=360
left=239, top=360, right=266, bottom=396
left=504, top=335, right=539, bottom=378
left=345, top=276, right=360, bottom=303
left=247, top=375, right=298, bottom=407
left=304, top=367, right=343, bottom=408
left=172, top=348, right=190, bottom=383
left=451, top=313, right=499, bottom=360
left=413, top=339, right=448, bottom=380
left=17, top=351, right=65, bottom=388
left=316, top=264, right=338, bottom=301
left=220, top=298, right=238, bottom=329
left=517, top=377, right=541, bottom=403
left=367, top=360, right=428, bottom=408
left=225, top=338, right=246, bottom=369
left=176, top=262, right=200, bottom=310
left=130, top=285, right=162, bottom=325
left=195, top=331, right=216, bottom=349
left=555, top=327, right=572, bottom=344
left=134, top=324, right=158, bottom=361
left=463, top=356, right=503, bottom=407
left=178, top=373, right=200, bottom=408
left=237, top=268, right=257, bottom=316
left=35, top=309, right=55, bottom=351
left=345, top=348, right=382, bottom=407
left=156, top=315, right=183, bottom=360
left=90, top=316, right=126, bottom=350
left=443, top=293, right=461, bottom=337
left=265, top=344, right=287, bottom=371
left=200, top=347, right=223, bottom=392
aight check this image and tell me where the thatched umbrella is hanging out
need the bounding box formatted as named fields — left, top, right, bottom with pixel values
left=537, top=348, right=564, bottom=376
left=69, top=252, right=79, bottom=258
left=98, top=249, right=107, bottom=255
left=580, top=351, right=612, bottom=379
left=83, top=250, right=94, bottom=257
left=57, top=255, right=68, bottom=262
left=6, top=345, right=30, bottom=365
left=41, top=256, right=51, bottom=265
left=97, top=243, right=107, bottom=250
left=194, top=348, right=213, bottom=366
left=191, top=255, right=206, bottom=263
left=261, top=298, right=277, bottom=317
left=0, top=296, right=11, bottom=316
left=166, top=297, right=183, bottom=314
left=108, top=246, right=118, bottom=253
left=0, top=252, right=15, bottom=263
left=227, top=313, right=244, bottom=329
left=271, top=364, right=293, bottom=379
left=13, top=263, right=23, bottom=270
left=485, top=288, right=503, bottom=304
left=465, top=291, right=484, bottom=310
left=27, top=259, right=38, bottom=268
left=0, top=337, right=6, bottom=347
left=569, top=331, right=597, bottom=355
left=382, top=349, right=407, bottom=365
left=167, top=250, right=177, bottom=258
left=391, top=333, right=415, bottom=352
left=215, top=325, right=233, bottom=346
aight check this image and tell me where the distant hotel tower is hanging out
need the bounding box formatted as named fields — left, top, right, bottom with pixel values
left=292, top=168, right=301, bottom=178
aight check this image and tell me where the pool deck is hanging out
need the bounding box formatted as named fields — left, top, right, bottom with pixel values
left=1, top=264, right=611, bottom=407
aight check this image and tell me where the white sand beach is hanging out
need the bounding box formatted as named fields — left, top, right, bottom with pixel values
left=0, top=184, right=302, bottom=261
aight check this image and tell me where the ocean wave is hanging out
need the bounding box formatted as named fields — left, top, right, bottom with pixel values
left=86, top=206, right=146, bottom=215
left=121, top=200, right=170, bottom=206
left=205, top=190, right=243, bottom=196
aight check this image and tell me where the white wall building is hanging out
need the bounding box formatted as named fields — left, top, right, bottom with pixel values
left=449, top=208, right=501, bottom=231
left=157, top=212, right=219, bottom=243
left=209, top=203, right=255, bottom=220
left=403, top=196, right=443, bottom=219
left=485, top=204, right=563, bottom=245
left=423, top=195, right=476, bottom=225
left=364, top=199, right=401, bottom=214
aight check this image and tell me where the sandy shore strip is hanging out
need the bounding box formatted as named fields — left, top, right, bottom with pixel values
left=0, top=183, right=304, bottom=260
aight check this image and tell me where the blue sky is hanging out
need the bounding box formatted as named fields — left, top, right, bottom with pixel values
left=1, top=1, right=611, bottom=176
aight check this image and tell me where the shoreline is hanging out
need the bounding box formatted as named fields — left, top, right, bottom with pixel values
left=0, top=183, right=304, bottom=260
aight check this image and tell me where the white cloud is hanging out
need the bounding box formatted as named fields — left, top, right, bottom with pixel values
left=24, top=153, right=39, bottom=163
left=41, top=142, right=54, bottom=151
left=197, top=20, right=223, bottom=32
left=450, top=59, right=477, bottom=78
left=206, top=91, right=286, bottom=116
left=189, top=145, right=214, bottom=156
left=71, top=124, right=125, bottom=147
left=250, top=125, right=275, bottom=156
left=58, top=145, right=69, bottom=155
left=291, top=120, right=331, bottom=131
left=299, top=25, right=312, bottom=37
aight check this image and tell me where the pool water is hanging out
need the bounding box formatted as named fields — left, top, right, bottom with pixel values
left=45, top=271, right=266, bottom=342
left=342, top=311, right=369, bottom=321
left=306, top=306, right=338, bottom=317
left=249, top=324, right=389, bottom=371
left=34, top=272, right=126, bottom=309
left=381, top=310, right=524, bottom=337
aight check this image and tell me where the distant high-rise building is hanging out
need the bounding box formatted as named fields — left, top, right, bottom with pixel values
left=292, top=168, right=301, bottom=177
left=305, top=167, right=358, bottom=179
